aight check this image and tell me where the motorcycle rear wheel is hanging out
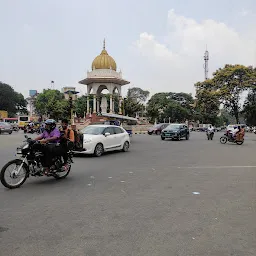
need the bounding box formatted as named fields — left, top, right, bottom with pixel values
left=0, top=159, right=29, bottom=189
left=220, top=136, right=227, bottom=144
left=53, top=163, right=71, bottom=180
left=236, top=140, right=244, bottom=145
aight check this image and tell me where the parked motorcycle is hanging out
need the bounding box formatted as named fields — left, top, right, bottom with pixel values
left=220, top=132, right=244, bottom=145
left=0, top=135, right=73, bottom=189
left=206, top=130, right=214, bottom=140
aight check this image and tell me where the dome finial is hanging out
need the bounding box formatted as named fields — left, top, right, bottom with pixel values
left=103, top=38, right=106, bottom=50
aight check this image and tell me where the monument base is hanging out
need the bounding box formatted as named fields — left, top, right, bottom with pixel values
left=86, top=113, right=108, bottom=123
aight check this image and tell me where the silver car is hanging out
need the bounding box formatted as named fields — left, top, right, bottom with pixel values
left=0, top=122, right=13, bottom=134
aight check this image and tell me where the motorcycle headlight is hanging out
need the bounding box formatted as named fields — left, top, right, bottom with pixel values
left=16, top=148, right=23, bottom=154
left=23, top=144, right=29, bottom=149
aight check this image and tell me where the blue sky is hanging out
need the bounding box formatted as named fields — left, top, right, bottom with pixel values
left=0, top=0, right=255, bottom=98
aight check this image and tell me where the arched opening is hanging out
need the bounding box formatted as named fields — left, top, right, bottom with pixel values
left=96, top=85, right=111, bottom=113
left=96, top=84, right=110, bottom=95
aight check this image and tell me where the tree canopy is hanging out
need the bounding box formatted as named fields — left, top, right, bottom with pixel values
left=35, top=89, right=69, bottom=120
left=213, top=64, right=255, bottom=123
left=123, top=87, right=149, bottom=117
left=146, top=92, right=194, bottom=123
left=243, top=88, right=256, bottom=126
left=127, top=87, right=150, bottom=103
left=0, top=82, right=27, bottom=117
left=194, top=80, right=220, bottom=124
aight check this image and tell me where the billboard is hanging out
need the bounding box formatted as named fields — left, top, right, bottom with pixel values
left=29, top=90, right=37, bottom=97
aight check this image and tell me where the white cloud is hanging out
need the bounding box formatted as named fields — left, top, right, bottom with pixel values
left=134, top=9, right=256, bottom=95
left=239, top=8, right=249, bottom=17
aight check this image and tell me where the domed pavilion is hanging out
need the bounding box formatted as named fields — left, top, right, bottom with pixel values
left=79, top=40, right=130, bottom=116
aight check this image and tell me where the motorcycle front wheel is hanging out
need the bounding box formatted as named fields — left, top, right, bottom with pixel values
left=220, top=136, right=227, bottom=144
left=0, top=159, right=29, bottom=189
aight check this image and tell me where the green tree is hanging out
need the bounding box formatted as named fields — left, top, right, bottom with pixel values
left=74, top=95, right=89, bottom=117
left=213, top=64, right=255, bottom=124
left=147, top=92, right=194, bottom=123
left=0, top=82, right=28, bottom=117
left=35, top=89, right=69, bottom=120
left=243, top=88, right=256, bottom=126
left=123, top=87, right=148, bottom=117
left=127, top=87, right=150, bottom=103
left=194, top=80, right=220, bottom=124
left=123, top=97, right=143, bottom=117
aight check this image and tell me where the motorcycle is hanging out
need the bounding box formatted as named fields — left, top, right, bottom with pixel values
left=11, top=125, right=19, bottom=132
left=220, top=131, right=244, bottom=145
left=24, top=126, right=40, bottom=134
left=0, top=135, right=73, bottom=189
left=206, top=130, right=214, bottom=140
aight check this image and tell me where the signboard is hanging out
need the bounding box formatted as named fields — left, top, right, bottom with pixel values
left=29, top=90, right=37, bottom=97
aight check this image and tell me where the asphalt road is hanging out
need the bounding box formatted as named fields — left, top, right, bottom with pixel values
left=1, top=131, right=256, bottom=256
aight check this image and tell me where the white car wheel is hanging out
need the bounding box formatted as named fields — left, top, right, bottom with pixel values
left=122, top=141, right=129, bottom=152
left=94, top=143, right=104, bottom=157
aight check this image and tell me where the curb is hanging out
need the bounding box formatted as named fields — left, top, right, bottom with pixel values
left=134, top=132, right=148, bottom=135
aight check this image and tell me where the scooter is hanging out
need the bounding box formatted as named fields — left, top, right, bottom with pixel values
left=220, top=131, right=244, bottom=145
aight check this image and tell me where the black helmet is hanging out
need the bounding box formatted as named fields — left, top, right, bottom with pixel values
left=45, top=119, right=56, bottom=131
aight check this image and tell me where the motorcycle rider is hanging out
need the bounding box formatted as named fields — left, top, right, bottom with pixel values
left=34, top=119, right=61, bottom=174
left=232, top=125, right=240, bottom=140
left=59, top=119, right=75, bottom=170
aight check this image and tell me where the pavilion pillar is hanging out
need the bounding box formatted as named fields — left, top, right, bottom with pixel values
left=112, top=98, right=115, bottom=113
left=109, top=94, right=113, bottom=113
left=119, top=96, right=122, bottom=114
left=97, top=97, right=100, bottom=113
left=86, top=96, right=90, bottom=114
left=93, top=95, right=96, bottom=113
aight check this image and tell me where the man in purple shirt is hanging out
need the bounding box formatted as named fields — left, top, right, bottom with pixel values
left=34, top=119, right=61, bottom=174
left=35, top=120, right=60, bottom=143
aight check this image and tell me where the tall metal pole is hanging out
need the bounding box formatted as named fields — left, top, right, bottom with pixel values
left=203, top=47, right=209, bottom=80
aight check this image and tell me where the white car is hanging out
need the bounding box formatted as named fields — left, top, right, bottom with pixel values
left=75, top=125, right=130, bottom=157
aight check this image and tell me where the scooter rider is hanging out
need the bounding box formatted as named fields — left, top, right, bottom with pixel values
left=207, top=124, right=214, bottom=133
left=34, top=119, right=61, bottom=174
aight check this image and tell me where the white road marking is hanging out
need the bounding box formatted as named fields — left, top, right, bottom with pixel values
left=129, top=171, right=133, bottom=174
left=108, top=177, right=112, bottom=179
left=192, top=192, right=200, bottom=195
left=120, top=181, right=125, bottom=183
left=179, top=166, right=256, bottom=169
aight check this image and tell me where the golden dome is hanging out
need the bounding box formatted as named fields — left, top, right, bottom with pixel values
left=91, top=40, right=117, bottom=71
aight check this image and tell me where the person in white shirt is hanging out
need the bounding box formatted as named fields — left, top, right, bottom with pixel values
left=231, top=126, right=239, bottom=138
left=207, top=125, right=214, bottom=132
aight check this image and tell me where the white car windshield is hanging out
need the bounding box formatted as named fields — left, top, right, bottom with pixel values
left=81, top=126, right=105, bottom=135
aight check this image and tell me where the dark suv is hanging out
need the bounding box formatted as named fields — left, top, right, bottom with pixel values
left=148, top=123, right=169, bottom=135
left=161, top=123, right=189, bottom=140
